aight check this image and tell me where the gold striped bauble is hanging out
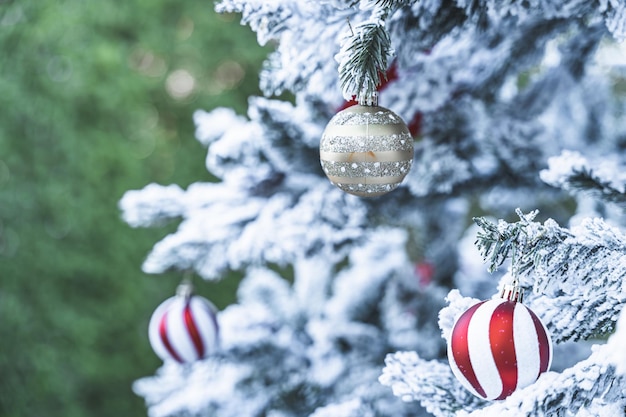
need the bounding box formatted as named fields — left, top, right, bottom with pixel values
left=320, top=104, right=413, bottom=197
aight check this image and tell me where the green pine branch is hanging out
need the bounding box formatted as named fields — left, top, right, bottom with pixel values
left=566, top=168, right=626, bottom=206
left=339, top=22, right=393, bottom=99
left=337, top=1, right=409, bottom=99
left=473, top=209, right=570, bottom=275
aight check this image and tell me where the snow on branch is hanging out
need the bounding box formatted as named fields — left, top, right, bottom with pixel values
left=380, top=340, right=626, bottom=417
left=606, top=308, right=626, bottom=376
left=600, top=0, right=626, bottom=41
left=379, top=351, right=487, bottom=417
left=325, top=227, right=410, bottom=322
left=481, top=0, right=593, bottom=22
left=474, top=209, right=626, bottom=342
left=464, top=344, right=626, bottom=417
left=124, top=180, right=369, bottom=279
left=391, top=19, right=603, bottom=198
left=540, top=150, right=626, bottom=206
left=119, top=184, right=186, bottom=228
left=215, top=0, right=292, bottom=46
left=308, top=399, right=371, bottom=417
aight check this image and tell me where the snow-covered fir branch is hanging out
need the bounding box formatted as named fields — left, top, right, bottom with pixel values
left=463, top=345, right=626, bottom=417
left=541, top=150, right=626, bottom=206
left=379, top=351, right=487, bottom=417
left=607, top=307, right=626, bottom=376
left=337, top=20, right=393, bottom=100
left=381, top=343, right=626, bottom=417
left=474, top=210, right=626, bottom=342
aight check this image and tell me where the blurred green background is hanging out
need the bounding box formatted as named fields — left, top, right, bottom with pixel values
left=0, top=1, right=267, bottom=416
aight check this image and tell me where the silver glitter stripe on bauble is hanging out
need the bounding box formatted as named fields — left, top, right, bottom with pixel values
left=334, top=182, right=400, bottom=197
left=330, top=108, right=405, bottom=126
left=320, top=132, right=413, bottom=153
left=321, top=160, right=413, bottom=179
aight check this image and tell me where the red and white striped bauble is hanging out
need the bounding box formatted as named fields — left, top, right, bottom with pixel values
left=148, top=294, right=219, bottom=363
left=447, top=298, right=552, bottom=400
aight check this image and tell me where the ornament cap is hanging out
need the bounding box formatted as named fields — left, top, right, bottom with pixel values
left=176, top=279, right=194, bottom=300
left=357, top=91, right=378, bottom=106
left=500, top=278, right=523, bottom=303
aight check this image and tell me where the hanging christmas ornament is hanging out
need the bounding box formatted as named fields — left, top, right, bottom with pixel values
left=447, top=279, right=552, bottom=400
left=148, top=280, right=219, bottom=364
left=320, top=93, right=413, bottom=197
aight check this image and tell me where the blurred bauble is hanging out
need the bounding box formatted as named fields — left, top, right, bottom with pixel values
left=149, top=292, right=219, bottom=363
left=447, top=297, right=552, bottom=400
left=320, top=104, right=413, bottom=197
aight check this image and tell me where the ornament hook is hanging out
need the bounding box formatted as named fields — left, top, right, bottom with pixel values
left=501, top=241, right=524, bottom=302
left=176, top=272, right=194, bottom=300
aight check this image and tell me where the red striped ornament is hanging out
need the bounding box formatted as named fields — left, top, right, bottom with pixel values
left=148, top=294, right=219, bottom=364
left=447, top=298, right=552, bottom=400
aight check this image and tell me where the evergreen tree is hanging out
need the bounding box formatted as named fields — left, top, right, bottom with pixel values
left=121, top=1, right=626, bottom=416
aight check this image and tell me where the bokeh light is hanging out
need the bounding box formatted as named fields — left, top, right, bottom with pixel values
left=166, top=69, right=196, bottom=100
